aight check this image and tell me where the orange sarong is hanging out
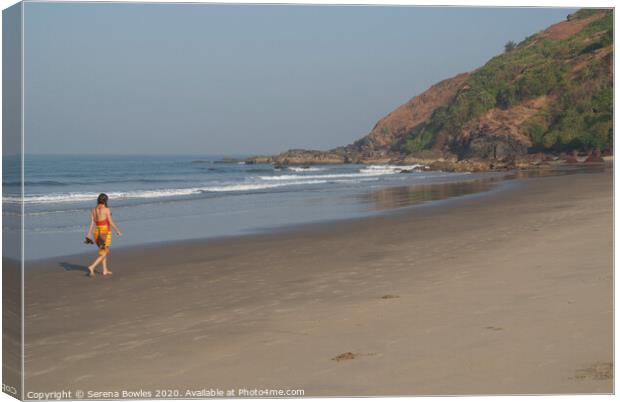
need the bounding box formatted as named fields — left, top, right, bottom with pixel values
left=94, top=221, right=112, bottom=256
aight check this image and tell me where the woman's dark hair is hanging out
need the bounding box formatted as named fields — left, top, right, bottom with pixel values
left=97, top=193, right=108, bottom=206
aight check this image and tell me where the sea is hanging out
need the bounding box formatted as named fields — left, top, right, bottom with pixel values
left=3, top=154, right=506, bottom=260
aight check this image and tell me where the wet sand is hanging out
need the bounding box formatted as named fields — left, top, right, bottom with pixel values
left=21, top=168, right=612, bottom=396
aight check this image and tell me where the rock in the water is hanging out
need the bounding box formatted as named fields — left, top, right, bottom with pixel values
left=245, top=156, right=273, bottom=164
left=585, top=148, right=604, bottom=163
left=213, top=158, right=242, bottom=164
left=271, top=149, right=347, bottom=165
left=562, top=150, right=579, bottom=163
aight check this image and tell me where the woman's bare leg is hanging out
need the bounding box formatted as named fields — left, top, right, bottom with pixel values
left=102, top=253, right=112, bottom=276
left=88, top=253, right=106, bottom=276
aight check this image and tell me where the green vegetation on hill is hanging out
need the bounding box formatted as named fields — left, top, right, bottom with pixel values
left=400, top=9, right=612, bottom=155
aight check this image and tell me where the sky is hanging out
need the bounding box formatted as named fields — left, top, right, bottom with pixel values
left=21, top=3, right=576, bottom=155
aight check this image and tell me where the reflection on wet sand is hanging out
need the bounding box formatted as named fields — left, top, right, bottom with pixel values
left=363, top=164, right=609, bottom=211
left=505, top=163, right=607, bottom=179
left=363, top=180, right=496, bottom=210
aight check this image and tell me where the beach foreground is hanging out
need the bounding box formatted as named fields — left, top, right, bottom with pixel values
left=23, top=169, right=612, bottom=396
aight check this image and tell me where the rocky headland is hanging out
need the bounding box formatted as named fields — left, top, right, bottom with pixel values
left=246, top=9, right=613, bottom=172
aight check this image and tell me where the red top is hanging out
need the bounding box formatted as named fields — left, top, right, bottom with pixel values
left=95, top=218, right=110, bottom=226
left=94, top=206, right=110, bottom=227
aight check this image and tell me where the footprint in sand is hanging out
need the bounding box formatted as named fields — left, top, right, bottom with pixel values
left=380, top=294, right=400, bottom=300
left=485, top=326, right=504, bottom=331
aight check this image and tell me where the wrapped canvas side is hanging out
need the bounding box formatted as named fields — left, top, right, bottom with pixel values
left=3, top=2, right=23, bottom=400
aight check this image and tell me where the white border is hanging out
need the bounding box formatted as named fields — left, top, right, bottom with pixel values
left=0, top=2, right=616, bottom=402
left=8, top=0, right=620, bottom=6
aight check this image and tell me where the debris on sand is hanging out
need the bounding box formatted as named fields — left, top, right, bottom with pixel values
left=573, top=362, right=613, bottom=381
left=332, top=352, right=357, bottom=362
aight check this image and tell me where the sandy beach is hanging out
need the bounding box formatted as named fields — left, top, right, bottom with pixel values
left=21, top=168, right=612, bottom=396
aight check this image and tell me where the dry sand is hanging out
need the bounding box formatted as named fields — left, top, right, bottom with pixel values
left=20, top=168, right=613, bottom=396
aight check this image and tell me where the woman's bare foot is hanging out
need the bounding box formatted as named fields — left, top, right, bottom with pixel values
left=88, top=266, right=96, bottom=277
left=102, top=270, right=113, bottom=276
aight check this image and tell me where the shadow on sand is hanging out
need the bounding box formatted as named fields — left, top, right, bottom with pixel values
left=59, top=262, right=90, bottom=276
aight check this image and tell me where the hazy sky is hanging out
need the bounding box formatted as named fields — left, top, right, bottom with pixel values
left=23, top=3, right=576, bottom=155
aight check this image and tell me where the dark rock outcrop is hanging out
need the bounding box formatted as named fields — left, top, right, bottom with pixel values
left=585, top=149, right=605, bottom=163
left=459, top=131, right=530, bottom=160
left=562, top=150, right=580, bottom=163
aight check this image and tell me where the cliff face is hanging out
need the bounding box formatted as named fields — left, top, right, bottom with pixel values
left=457, top=95, right=551, bottom=159
left=393, top=8, right=613, bottom=160
left=248, top=8, right=612, bottom=167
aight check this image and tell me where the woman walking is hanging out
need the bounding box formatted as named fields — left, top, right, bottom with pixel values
left=86, top=193, right=123, bottom=277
